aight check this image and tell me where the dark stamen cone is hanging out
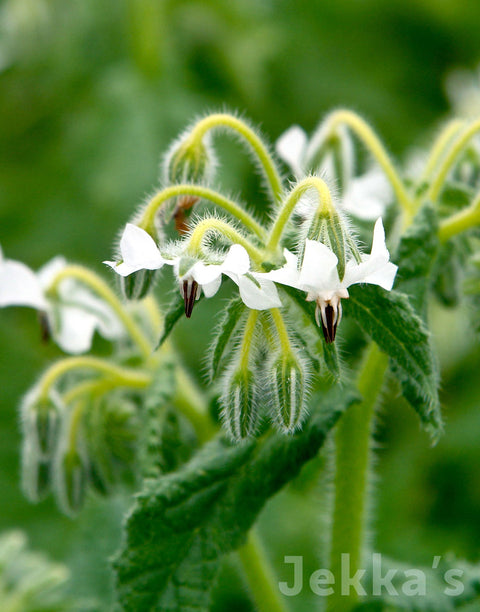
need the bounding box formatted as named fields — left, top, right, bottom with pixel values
left=183, top=280, right=199, bottom=318
left=318, top=303, right=337, bottom=344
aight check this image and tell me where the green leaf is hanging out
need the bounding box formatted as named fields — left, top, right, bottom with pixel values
left=139, top=360, right=196, bottom=478
left=281, top=285, right=341, bottom=381
left=394, top=203, right=439, bottom=315
left=155, top=292, right=195, bottom=349
left=439, top=180, right=475, bottom=215
left=208, top=297, right=247, bottom=380
left=113, top=386, right=358, bottom=611
left=346, top=285, right=442, bottom=439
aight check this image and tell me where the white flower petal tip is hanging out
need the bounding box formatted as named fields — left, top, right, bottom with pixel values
left=275, top=125, right=308, bottom=178
left=0, top=259, right=48, bottom=310
left=108, top=224, right=166, bottom=276
left=235, top=275, right=282, bottom=310
left=341, top=170, right=392, bottom=220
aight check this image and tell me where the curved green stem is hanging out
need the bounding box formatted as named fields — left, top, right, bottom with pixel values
left=240, top=310, right=260, bottom=370
left=238, top=530, right=289, bottom=612
left=326, top=110, right=414, bottom=218
left=420, top=119, right=466, bottom=183
left=188, top=218, right=266, bottom=265
left=267, top=176, right=334, bottom=251
left=38, top=356, right=151, bottom=402
left=47, top=265, right=152, bottom=358
left=327, top=343, right=388, bottom=612
left=189, top=113, right=284, bottom=202
left=439, top=189, right=480, bottom=242
left=270, top=308, right=291, bottom=353
left=139, top=185, right=266, bottom=240
left=174, top=366, right=217, bottom=443
left=428, top=118, right=480, bottom=202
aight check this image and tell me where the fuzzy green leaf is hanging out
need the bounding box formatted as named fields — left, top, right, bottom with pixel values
left=113, top=386, right=358, bottom=611
left=139, top=360, right=196, bottom=478
left=394, top=203, right=439, bottom=315
left=208, top=297, right=247, bottom=379
left=155, top=292, right=193, bottom=349
left=346, top=285, right=442, bottom=438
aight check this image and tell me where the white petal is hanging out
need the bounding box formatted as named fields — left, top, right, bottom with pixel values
left=59, top=279, right=123, bottom=340
left=370, top=218, right=390, bottom=259
left=343, top=219, right=397, bottom=291
left=202, top=276, right=222, bottom=298
left=342, top=170, right=391, bottom=220
left=263, top=249, right=300, bottom=288
left=298, top=240, right=339, bottom=294
left=37, top=256, right=67, bottom=289
left=221, top=244, right=250, bottom=276
left=275, top=126, right=307, bottom=177
left=107, top=224, right=165, bottom=276
left=53, top=305, right=98, bottom=354
left=231, top=274, right=282, bottom=310
left=190, top=261, right=223, bottom=287
left=0, top=260, right=47, bottom=310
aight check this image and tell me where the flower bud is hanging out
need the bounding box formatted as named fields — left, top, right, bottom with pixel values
left=21, top=389, right=62, bottom=459
left=120, top=268, right=157, bottom=300
left=220, top=369, right=259, bottom=442
left=270, top=354, right=309, bottom=433
left=21, top=440, right=51, bottom=502
left=305, top=205, right=347, bottom=281
left=56, top=450, right=87, bottom=516
left=164, top=134, right=213, bottom=186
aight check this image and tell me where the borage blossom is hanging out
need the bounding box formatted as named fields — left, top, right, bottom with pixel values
left=266, top=218, right=397, bottom=342
left=105, top=224, right=281, bottom=316
left=276, top=125, right=392, bottom=220
left=0, top=246, right=123, bottom=353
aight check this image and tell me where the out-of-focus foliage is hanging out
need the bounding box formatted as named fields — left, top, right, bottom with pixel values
left=2, top=1, right=480, bottom=609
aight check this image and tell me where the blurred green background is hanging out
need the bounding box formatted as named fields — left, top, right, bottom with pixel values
left=1, top=0, right=480, bottom=609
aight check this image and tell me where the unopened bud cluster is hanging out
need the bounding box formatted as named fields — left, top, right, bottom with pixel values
left=21, top=386, right=138, bottom=516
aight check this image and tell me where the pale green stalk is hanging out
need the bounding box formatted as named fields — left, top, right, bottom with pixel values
left=189, top=113, right=284, bottom=202
left=138, top=184, right=266, bottom=239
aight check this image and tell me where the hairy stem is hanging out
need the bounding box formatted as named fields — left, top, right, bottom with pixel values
left=326, top=110, right=414, bottom=218
left=238, top=530, right=289, bottom=612
left=267, top=176, right=333, bottom=251
left=47, top=265, right=152, bottom=358
left=139, top=184, right=266, bottom=239
left=188, top=218, right=266, bottom=265
left=38, top=356, right=151, bottom=402
left=420, top=118, right=466, bottom=184
left=190, top=113, right=284, bottom=202
left=438, top=190, right=480, bottom=242
left=428, top=117, right=480, bottom=201
left=327, top=343, right=388, bottom=612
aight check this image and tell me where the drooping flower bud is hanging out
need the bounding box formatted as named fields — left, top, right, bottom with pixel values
left=21, top=440, right=51, bottom=502
left=303, top=199, right=348, bottom=281
left=270, top=353, right=309, bottom=433
left=164, top=133, right=214, bottom=186
left=220, top=368, right=259, bottom=442
left=56, top=450, right=88, bottom=516
left=120, top=268, right=157, bottom=300
left=21, top=389, right=63, bottom=459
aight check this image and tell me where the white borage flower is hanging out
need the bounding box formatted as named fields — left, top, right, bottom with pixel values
left=276, top=125, right=392, bottom=221
left=105, top=223, right=282, bottom=316
left=265, top=218, right=397, bottom=342
left=0, top=245, right=123, bottom=354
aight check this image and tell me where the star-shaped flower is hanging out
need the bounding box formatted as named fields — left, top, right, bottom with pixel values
left=0, top=246, right=123, bottom=353
left=105, top=224, right=282, bottom=316
left=276, top=125, right=391, bottom=220
left=265, top=218, right=397, bottom=342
